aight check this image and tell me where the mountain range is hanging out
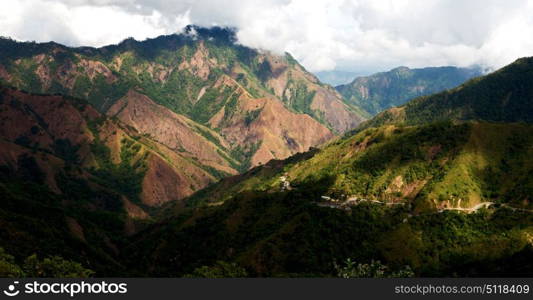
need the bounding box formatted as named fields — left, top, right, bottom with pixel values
left=132, top=57, right=531, bottom=277
left=0, top=26, right=531, bottom=278
left=336, top=66, right=482, bottom=115
left=0, top=26, right=370, bottom=206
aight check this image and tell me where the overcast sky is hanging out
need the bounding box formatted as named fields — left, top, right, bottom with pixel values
left=1, top=0, right=533, bottom=74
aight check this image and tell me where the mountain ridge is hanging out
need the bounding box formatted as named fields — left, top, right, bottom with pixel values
left=358, top=57, right=533, bottom=131
left=336, top=65, right=482, bottom=115
left=0, top=27, right=366, bottom=172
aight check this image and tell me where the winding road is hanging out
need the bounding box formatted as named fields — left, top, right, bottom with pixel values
left=440, top=202, right=494, bottom=212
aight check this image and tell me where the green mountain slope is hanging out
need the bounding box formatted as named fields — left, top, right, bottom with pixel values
left=140, top=194, right=533, bottom=278
left=337, top=66, right=482, bottom=115
left=181, top=121, right=533, bottom=212
left=181, top=58, right=533, bottom=212
left=129, top=57, right=533, bottom=277
left=360, top=57, right=533, bottom=130
left=126, top=122, right=533, bottom=276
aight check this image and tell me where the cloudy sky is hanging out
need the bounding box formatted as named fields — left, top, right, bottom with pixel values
left=1, top=0, right=533, bottom=74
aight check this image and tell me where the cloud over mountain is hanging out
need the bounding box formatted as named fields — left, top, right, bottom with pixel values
left=1, top=0, right=533, bottom=73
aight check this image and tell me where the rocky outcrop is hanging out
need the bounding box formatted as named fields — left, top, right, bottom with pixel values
left=227, top=97, right=333, bottom=166
left=262, top=53, right=366, bottom=133
left=205, top=74, right=334, bottom=167
left=0, top=29, right=367, bottom=174
left=108, top=90, right=236, bottom=172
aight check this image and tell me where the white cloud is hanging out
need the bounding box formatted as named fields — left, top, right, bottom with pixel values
left=1, top=0, right=533, bottom=73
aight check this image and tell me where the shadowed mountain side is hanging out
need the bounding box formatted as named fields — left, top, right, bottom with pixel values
left=0, top=86, right=229, bottom=209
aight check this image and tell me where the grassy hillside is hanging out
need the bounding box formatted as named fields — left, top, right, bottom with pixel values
left=180, top=121, right=533, bottom=212
left=128, top=119, right=532, bottom=277
left=126, top=166, right=533, bottom=277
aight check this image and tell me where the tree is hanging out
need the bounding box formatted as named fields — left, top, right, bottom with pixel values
left=335, top=259, right=414, bottom=278
left=185, top=261, right=248, bottom=278
left=23, top=254, right=94, bottom=278
left=0, top=248, right=24, bottom=277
